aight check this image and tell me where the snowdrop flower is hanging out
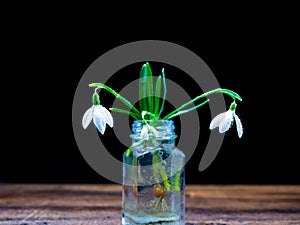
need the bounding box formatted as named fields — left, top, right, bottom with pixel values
left=209, top=102, right=243, bottom=138
left=141, top=124, right=158, bottom=140
left=82, top=92, right=113, bottom=134
left=140, top=111, right=158, bottom=140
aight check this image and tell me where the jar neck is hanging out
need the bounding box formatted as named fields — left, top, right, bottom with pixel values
left=131, top=120, right=177, bottom=142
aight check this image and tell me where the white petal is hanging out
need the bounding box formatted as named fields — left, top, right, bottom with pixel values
left=219, top=110, right=234, bottom=133
left=141, top=125, right=149, bottom=140
left=209, top=112, right=226, bottom=130
left=93, top=106, right=106, bottom=134
left=101, top=106, right=113, bottom=128
left=234, top=113, right=243, bottom=138
left=147, top=125, right=158, bottom=137
left=82, top=106, right=94, bottom=129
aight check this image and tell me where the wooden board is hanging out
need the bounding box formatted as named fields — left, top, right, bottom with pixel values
left=0, top=184, right=299, bottom=224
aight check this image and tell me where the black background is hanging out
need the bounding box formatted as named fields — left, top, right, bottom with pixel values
left=1, top=25, right=299, bottom=184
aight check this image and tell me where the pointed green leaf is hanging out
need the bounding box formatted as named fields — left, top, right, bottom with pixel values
left=146, top=63, right=154, bottom=115
left=139, top=63, right=148, bottom=113
left=154, top=75, right=162, bottom=116
left=139, top=62, right=154, bottom=118
left=158, top=68, right=167, bottom=118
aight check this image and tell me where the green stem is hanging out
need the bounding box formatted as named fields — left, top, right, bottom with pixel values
left=126, top=139, right=145, bottom=157
left=163, top=88, right=242, bottom=120
left=153, top=151, right=171, bottom=192
left=109, top=108, right=140, bottom=120
left=131, top=154, right=138, bottom=186
left=142, top=111, right=156, bottom=120
left=152, top=153, right=161, bottom=184
left=89, top=83, right=141, bottom=117
left=174, top=171, right=181, bottom=192
left=166, top=99, right=210, bottom=119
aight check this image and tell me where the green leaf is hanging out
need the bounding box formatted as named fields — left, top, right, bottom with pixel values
left=146, top=63, right=154, bottom=114
left=154, top=75, right=162, bottom=117
left=139, top=62, right=153, bottom=118
left=139, top=64, right=148, bottom=113
left=158, top=68, right=167, bottom=118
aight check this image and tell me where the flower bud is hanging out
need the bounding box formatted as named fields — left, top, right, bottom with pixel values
left=92, top=92, right=100, bottom=105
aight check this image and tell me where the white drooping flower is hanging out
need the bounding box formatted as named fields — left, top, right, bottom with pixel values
left=82, top=92, right=113, bottom=134
left=82, top=104, right=113, bottom=135
left=141, top=124, right=158, bottom=140
left=209, top=107, right=243, bottom=138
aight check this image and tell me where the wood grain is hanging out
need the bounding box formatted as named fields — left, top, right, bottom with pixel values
left=0, top=184, right=299, bottom=224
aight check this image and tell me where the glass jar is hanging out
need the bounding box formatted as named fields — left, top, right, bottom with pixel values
left=122, top=120, right=185, bottom=225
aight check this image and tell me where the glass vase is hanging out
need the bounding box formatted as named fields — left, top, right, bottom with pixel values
left=122, top=120, right=185, bottom=225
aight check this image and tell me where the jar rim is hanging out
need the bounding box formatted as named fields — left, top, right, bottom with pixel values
left=131, top=119, right=177, bottom=140
left=132, top=119, right=174, bottom=125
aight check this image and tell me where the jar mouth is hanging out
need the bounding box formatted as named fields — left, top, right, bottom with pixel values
left=133, top=119, right=173, bottom=126
left=131, top=120, right=177, bottom=140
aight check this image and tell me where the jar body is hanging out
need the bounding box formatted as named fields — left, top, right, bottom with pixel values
left=122, top=120, right=185, bottom=225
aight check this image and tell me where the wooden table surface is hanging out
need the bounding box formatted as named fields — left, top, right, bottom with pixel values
left=0, top=184, right=299, bottom=225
